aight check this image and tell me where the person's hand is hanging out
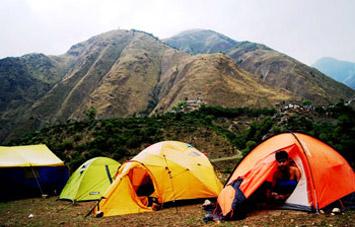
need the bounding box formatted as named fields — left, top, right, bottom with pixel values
left=278, top=194, right=287, bottom=200
left=271, top=192, right=285, bottom=200
left=271, top=192, right=278, bottom=198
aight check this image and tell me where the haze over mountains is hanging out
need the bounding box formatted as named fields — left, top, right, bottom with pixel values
left=0, top=29, right=354, bottom=142
left=312, top=57, right=355, bottom=89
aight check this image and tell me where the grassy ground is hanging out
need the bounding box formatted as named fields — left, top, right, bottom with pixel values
left=0, top=197, right=353, bottom=226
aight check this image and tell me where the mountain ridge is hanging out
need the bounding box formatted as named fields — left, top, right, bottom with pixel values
left=0, top=28, right=354, bottom=142
left=312, top=57, right=355, bottom=89
left=164, top=29, right=354, bottom=104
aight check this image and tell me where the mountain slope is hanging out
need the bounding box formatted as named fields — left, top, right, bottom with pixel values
left=32, top=30, right=136, bottom=121
left=2, top=28, right=354, bottom=142
left=165, top=30, right=355, bottom=104
left=0, top=53, right=67, bottom=112
left=0, top=53, right=73, bottom=142
left=2, top=29, right=295, bottom=142
left=164, top=29, right=238, bottom=54
left=312, top=57, right=355, bottom=89
left=152, top=53, right=294, bottom=113
left=29, top=30, right=293, bottom=121
left=227, top=42, right=354, bottom=104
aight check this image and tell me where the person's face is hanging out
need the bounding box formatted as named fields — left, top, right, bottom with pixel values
left=277, top=159, right=289, bottom=169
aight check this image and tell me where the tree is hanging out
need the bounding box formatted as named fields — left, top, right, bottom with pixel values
left=84, top=107, right=97, bottom=122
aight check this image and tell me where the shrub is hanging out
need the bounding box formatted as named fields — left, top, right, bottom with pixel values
left=241, top=140, right=257, bottom=156
left=84, top=106, right=97, bottom=122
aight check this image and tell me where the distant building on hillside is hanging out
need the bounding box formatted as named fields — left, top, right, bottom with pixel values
left=171, top=98, right=205, bottom=113
left=184, top=98, right=204, bottom=112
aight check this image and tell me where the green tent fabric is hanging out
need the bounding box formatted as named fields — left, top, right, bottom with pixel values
left=59, top=157, right=120, bottom=202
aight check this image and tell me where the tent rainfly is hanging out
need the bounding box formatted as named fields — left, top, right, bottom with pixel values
left=216, top=132, right=355, bottom=219
left=0, top=144, right=69, bottom=200
left=60, top=157, right=120, bottom=202
left=94, top=141, right=223, bottom=217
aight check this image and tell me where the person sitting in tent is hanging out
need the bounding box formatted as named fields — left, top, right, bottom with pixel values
left=246, top=150, right=301, bottom=212
left=268, top=150, right=301, bottom=202
left=135, top=174, right=161, bottom=210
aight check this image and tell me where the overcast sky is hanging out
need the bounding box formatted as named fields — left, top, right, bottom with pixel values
left=1, top=0, right=354, bottom=65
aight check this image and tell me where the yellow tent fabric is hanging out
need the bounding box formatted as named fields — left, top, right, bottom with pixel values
left=98, top=162, right=153, bottom=216
left=0, top=144, right=64, bottom=167
left=96, top=141, right=222, bottom=217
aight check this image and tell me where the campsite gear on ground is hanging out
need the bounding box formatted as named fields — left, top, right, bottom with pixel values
left=202, top=199, right=219, bottom=223
left=94, top=141, right=222, bottom=217
left=215, top=132, right=354, bottom=220
left=332, top=207, right=341, bottom=213
left=0, top=144, right=69, bottom=200
left=59, top=157, right=120, bottom=202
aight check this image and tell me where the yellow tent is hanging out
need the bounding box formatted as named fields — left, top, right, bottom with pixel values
left=95, top=141, right=222, bottom=216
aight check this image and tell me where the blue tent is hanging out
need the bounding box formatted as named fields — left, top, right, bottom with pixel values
left=0, top=144, right=69, bottom=200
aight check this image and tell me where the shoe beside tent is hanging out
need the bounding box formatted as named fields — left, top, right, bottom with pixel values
left=60, top=157, right=120, bottom=202
left=0, top=144, right=69, bottom=200
left=217, top=132, right=355, bottom=218
left=95, top=141, right=223, bottom=217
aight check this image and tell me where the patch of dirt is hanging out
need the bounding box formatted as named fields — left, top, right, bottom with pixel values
left=0, top=197, right=353, bottom=226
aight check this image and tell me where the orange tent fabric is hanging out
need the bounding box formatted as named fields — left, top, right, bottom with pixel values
left=218, top=132, right=355, bottom=216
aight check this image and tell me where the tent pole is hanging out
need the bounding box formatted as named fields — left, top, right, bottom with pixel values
left=30, top=165, right=45, bottom=196
left=105, top=165, right=113, bottom=183
left=85, top=200, right=100, bottom=218
left=162, top=154, right=179, bottom=213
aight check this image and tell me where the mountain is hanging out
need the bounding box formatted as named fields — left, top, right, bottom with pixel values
left=164, top=29, right=238, bottom=54
left=0, top=53, right=67, bottom=112
left=151, top=53, right=294, bottom=113
left=165, top=29, right=354, bottom=104
left=1, top=29, right=355, bottom=142
left=29, top=30, right=293, bottom=119
left=312, top=57, right=355, bottom=89
left=0, top=53, right=75, bottom=142
left=0, top=29, right=294, bottom=142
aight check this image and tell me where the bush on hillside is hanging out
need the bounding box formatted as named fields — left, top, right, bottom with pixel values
left=10, top=102, right=355, bottom=169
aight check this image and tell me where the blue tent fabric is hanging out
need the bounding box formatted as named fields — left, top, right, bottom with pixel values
left=0, top=167, right=69, bottom=200
left=0, top=145, right=69, bottom=200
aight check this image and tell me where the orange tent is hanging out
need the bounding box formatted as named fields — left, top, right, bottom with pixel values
left=217, top=132, right=355, bottom=217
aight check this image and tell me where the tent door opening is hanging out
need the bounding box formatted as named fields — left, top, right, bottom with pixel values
left=128, top=166, right=156, bottom=207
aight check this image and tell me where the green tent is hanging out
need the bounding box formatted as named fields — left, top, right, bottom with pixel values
left=59, top=157, right=120, bottom=202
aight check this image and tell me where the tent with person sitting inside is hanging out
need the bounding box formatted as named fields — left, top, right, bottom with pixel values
left=59, top=157, right=120, bottom=202
left=0, top=144, right=69, bottom=200
left=215, top=132, right=355, bottom=220
left=93, top=141, right=223, bottom=217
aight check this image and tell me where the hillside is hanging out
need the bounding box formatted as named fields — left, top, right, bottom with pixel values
left=165, top=30, right=355, bottom=104
left=0, top=29, right=294, bottom=142
left=164, top=29, right=238, bottom=54
left=152, top=53, right=295, bottom=114
left=1, top=28, right=355, bottom=142
left=227, top=42, right=354, bottom=103
left=0, top=53, right=72, bottom=143
left=10, top=104, right=355, bottom=171
left=30, top=30, right=292, bottom=121
left=313, top=57, right=355, bottom=89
